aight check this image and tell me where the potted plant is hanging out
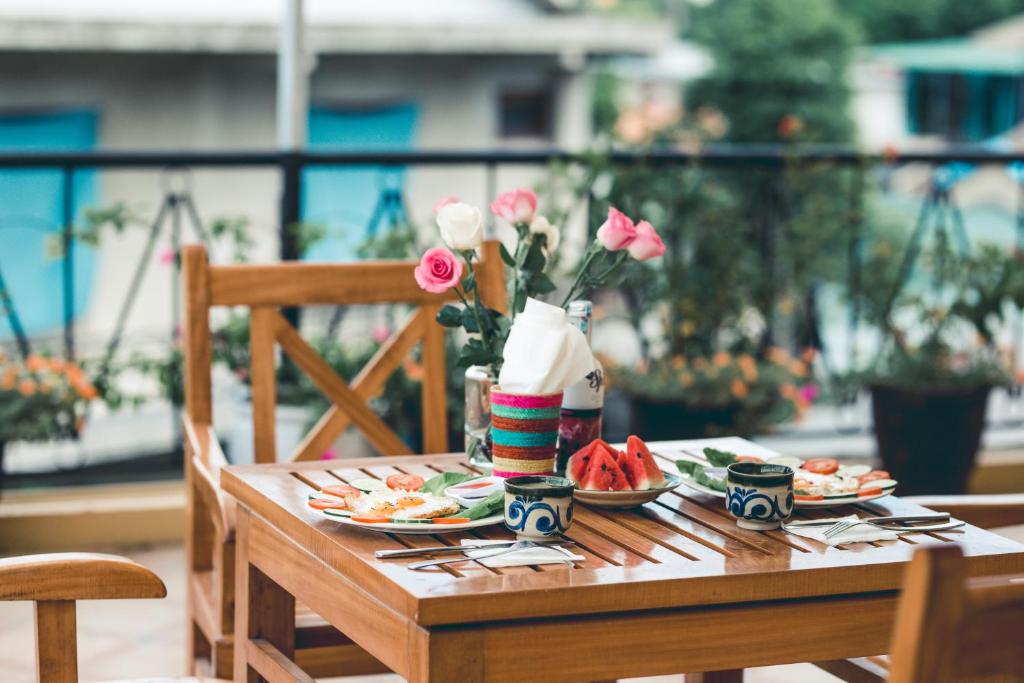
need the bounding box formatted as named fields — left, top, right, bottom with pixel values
left=0, top=354, right=98, bottom=491
left=854, top=240, right=1024, bottom=494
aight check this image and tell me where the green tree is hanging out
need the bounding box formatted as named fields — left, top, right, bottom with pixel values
left=841, top=0, right=1024, bottom=43
left=688, top=0, right=860, bottom=144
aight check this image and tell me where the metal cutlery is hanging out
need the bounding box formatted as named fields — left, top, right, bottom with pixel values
left=823, top=518, right=964, bottom=539
left=783, top=512, right=949, bottom=531
left=375, top=539, right=574, bottom=560
left=405, top=540, right=577, bottom=570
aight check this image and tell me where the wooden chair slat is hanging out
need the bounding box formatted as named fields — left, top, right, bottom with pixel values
left=419, top=303, right=448, bottom=454
left=35, top=600, right=77, bottom=683
left=289, top=308, right=426, bottom=461
left=249, top=306, right=279, bottom=464
left=0, top=553, right=167, bottom=601
left=272, top=311, right=412, bottom=456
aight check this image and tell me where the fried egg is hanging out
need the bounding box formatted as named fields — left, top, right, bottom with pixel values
left=350, top=490, right=461, bottom=520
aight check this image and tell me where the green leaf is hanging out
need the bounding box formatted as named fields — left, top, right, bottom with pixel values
left=703, top=447, right=738, bottom=467
left=435, top=305, right=464, bottom=327
left=676, top=460, right=699, bottom=476
left=454, top=490, right=504, bottom=519
left=462, top=308, right=480, bottom=333
left=499, top=243, right=516, bottom=267
left=513, top=289, right=527, bottom=315
left=522, top=240, right=546, bottom=272
left=421, top=471, right=481, bottom=495
left=527, top=272, right=557, bottom=295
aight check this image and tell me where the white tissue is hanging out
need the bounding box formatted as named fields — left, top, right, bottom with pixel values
left=498, top=298, right=595, bottom=394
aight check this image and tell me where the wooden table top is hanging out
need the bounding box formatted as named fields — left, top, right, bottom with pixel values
left=221, top=442, right=1024, bottom=627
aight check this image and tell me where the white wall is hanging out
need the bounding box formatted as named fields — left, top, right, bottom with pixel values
left=850, top=59, right=908, bottom=150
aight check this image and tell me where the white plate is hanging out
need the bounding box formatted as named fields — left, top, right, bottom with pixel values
left=316, top=508, right=504, bottom=534
left=676, top=473, right=897, bottom=508
left=573, top=473, right=682, bottom=509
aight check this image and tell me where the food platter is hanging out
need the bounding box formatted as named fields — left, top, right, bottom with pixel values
left=315, top=508, right=504, bottom=534
left=574, top=472, right=681, bottom=509
left=676, top=453, right=898, bottom=508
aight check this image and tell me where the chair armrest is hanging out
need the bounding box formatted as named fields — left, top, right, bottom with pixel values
left=184, top=415, right=237, bottom=540
left=0, top=553, right=166, bottom=601
left=904, top=494, right=1024, bottom=529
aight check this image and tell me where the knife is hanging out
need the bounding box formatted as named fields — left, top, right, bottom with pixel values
left=783, top=512, right=950, bottom=528
left=375, top=540, right=574, bottom=560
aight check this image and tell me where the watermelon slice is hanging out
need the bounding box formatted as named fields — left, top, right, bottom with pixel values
left=576, top=443, right=633, bottom=491
left=568, top=439, right=614, bottom=484
left=618, top=436, right=665, bottom=490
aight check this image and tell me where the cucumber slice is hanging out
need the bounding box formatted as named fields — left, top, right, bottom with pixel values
left=322, top=508, right=354, bottom=518
left=766, top=456, right=803, bottom=469
left=864, top=479, right=897, bottom=490
left=823, top=491, right=857, bottom=498
left=349, top=477, right=388, bottom=492
left=837, top=464, right=871, bottom=478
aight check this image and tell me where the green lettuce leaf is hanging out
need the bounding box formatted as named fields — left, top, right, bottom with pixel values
left=703, top=447, right=738, bottom=467
left=420, top=471, right=481, bottom=496
left=454, top=490, right=504, bottom=519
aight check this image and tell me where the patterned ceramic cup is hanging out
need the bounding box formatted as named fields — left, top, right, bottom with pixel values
left=503, top=476, right=575, bottom=541
left=490, top=387, right=563, bottom=478
left=725, top=462, right=794, bottom=530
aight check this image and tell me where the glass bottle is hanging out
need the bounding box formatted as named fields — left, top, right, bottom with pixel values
left=556, top=300, right=605, bottom=474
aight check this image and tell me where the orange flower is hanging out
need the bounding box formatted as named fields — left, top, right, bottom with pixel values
left=713, top=352, right=731, bottom=368
left=679, top=372, right=694, bottom=388
left=737, top=354, right=758, bottom=382
left=779, top=383, right=798, bottom=399
left=692, top=357, right=708, bottom=372
left=17, top=379, right=36, bottom=396
left=788, top=360, right=807, bottom=378
left=47, top=358, right=65, bottom=373
left=402, top=358, right=424, bottom=382
left=670, top=355, right=686, bottom=370
left=1, top=370, right=15, bottom=390
left=39, top=381, right=53, bottom=394
left=730, top=378, right=749, bottom=399
left=768, top=347, right=789, bottom=365
left=75, top=381, right=98, bottom=400
left=800, top=347, right=817, bottom=364
left=26, top=354, right=46, bottom=372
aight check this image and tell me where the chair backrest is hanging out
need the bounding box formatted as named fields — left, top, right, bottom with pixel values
left=888, top=544, right=1024, bottom=683
left=182, top=241, right=506, bottom=462
left=0, top=553, right=166, bottom=683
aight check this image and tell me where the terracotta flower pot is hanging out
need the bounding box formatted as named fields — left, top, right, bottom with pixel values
left=870, top=384, right=991, bottom=495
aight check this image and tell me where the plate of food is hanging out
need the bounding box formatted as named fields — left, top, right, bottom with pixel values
left=568, top=436, right=681, bottom=509
left=306, top=472, right=504, bottom=534
left=676, top=448, right=896, bottom=507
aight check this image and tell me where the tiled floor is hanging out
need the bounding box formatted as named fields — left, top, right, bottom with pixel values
left=4, top=529, right=1024, bottom=681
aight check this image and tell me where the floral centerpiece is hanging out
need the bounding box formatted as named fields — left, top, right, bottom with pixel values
left=414, top=187, right=665, bottom=464
left=414, top=189, right=665, bottom=368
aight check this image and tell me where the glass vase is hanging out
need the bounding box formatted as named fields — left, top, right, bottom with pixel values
left=464, top=364, right=497, bottom=469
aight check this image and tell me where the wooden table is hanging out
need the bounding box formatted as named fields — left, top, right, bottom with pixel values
left=222, top=442, right=1024, bottom=682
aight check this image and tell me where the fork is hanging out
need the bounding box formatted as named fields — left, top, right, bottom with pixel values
left=406, top=540, right=575, bottom=570
left=823, top=517, right=963, bottom=539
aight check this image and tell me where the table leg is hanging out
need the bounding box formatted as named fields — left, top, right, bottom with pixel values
left=408, top=626, right=483, bottom=682
left=234, top=508, right=297, bottom=683
left=686, top=670, right=744, bottom=683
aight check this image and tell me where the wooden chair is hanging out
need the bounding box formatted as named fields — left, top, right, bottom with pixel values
left=0, top=552, right=227, bottom=683
left=815, top=494, right=1024, bottom=683
left=182, top=241, right=507, bottom=678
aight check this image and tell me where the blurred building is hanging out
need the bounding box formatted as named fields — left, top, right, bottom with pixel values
left=853, top=13, right=1024, bottom=149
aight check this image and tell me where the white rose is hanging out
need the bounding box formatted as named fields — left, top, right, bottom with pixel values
left=437, top=202, right=483, bottom=251
left=528, top=215, right=560, bottom=252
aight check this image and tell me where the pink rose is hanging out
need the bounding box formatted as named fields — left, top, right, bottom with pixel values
left=414, top=247, right=463, bottom=294
left=489, top=188, right=537, bottom=224
left=372, top=324, right=391, bottom=343
left=433, top=195, right=459, bottom=213
left=627, top=220, right=666, bottom=261
left=596, top=207, right=637, bottom=251
left=158, top=247, right=176, bottom=266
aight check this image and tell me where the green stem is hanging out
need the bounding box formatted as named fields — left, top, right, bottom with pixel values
left=510, top=224, right=529, bottom=321
left=459, top=253, right=494, bottom=357
left=560, top=242, right=606, bottom=308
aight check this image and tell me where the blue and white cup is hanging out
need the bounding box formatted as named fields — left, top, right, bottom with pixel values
left=725, top=463, right=794, bottom=530
left=503, top=476, right=574, bottom=541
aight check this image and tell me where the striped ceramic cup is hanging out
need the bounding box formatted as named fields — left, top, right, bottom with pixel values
left=490, top=387, right=563, bottom=478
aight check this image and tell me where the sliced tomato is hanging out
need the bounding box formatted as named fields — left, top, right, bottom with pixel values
left=308, top=498, right=350, bottom=510
left=386, top=474, right=425, bottom=491
left=351, top=515, right=392, bottom=524
left=735, top=454, right=765, bottom=463
left=322, top=484, right=360, bottom=498
left=857, top=486, right=883, bottom=498
left=450, top=481, right=492, bottom=490
left=794, top=493, right=824, bottom=501
left=858, top=470, right=891, bottom=484
left=432, top=517, right=471, bottom=524
left=802, top=458, right=840, bottom=475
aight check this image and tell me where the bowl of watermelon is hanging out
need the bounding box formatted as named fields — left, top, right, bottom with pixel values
left=568, top=436, right=681, bottom=509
